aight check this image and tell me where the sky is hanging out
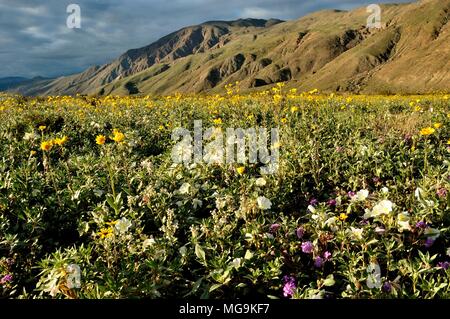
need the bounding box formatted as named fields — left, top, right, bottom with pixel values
left=0, top=0, right=415, bottom=78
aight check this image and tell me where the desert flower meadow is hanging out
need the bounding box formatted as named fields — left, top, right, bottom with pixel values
left=0, top=87, right=449, bottom=298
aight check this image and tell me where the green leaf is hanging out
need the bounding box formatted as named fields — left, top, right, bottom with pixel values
left=195, top=244, right=206, bottom=262
left=209, top=283, right=222, bottom=293
left=323, top=274, right=335, bottom=287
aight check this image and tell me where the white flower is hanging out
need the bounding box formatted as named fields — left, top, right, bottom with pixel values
left=424, top=228, right=440, bottom=240
left=446, top=248, right=450, bottom=257
left=349, top=227, right=364, bottom=240
left=143, top=237, right=156, bottom=249
left=375, top=227, right=386, bottom=234
left=255, top=177, right=267, bottom=187
left=115, top=217, right=132, bottom=234
left=397, top=212, right=411, bottom=232
left=414, top=187, right=424, bottom=200
left=23, top=132, right=38, bottom=141
left=381, top=187, right=389, bottom=194
left=192, top=198, right=203, bottom=209
left=352, top=189, right=369, bottom=202
left=178, top=182, right=190, bottom=195
left=179, top=245, right=187, bottom=256
left=307, top=205, right=316, bottom=213
left=265, top=233, right=274, bottom=240
left=325, top=217, right=338, bottom=232
left=215, top=197, right=226, bottom=210
left=257, top=196, right=272, bottom=210
left=230, top=258, right=242, bottom=269
left=364, top=200, right=394, bottom=219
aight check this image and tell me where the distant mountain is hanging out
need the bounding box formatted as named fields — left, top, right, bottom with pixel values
left=0, top=77, right=29, bottom=91
left=9, top=0, right=450, bottom=95
left=0, top=76, right=52, bottom=92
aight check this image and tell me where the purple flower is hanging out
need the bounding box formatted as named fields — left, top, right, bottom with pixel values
left=0, top=274, right=13, bottom=285
left=347, top=191, right=356, bottom=198
left=437, top=188, right=448, bottom=198
left=437, top=261, right=450, bottom=270
left=415, top=221, right=427, bottom=229
left=382, top=281, right=392, bottom=293
left=282, top=276, right=296, bottom=298
left=323, top=251, right=332, bottom=260
left=270, top=223, right=281, bottom=233
left=314, top=256, right=324, bottom=268
left=296, top=227, right=305, bottom=239
left=301, top=241, right=314, bottom=254
left=327, top=199, right=337, bottom=207
left=309, top=198, right=319, bottom=206
left=373, top=177, right=381, bottom=184
left=424, top=238, right=435, bottom=248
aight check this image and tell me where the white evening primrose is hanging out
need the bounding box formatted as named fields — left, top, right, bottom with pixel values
left=230, top=258, right=242, bottom=269
left=257, top=196, right=272, bottom=210
left=143, top=237, right=156, bottom=249
left=364, top=200, right=394, bottom=219
left=192, top=198, right=203, bottom=209
left=381, top=187, right=389, bottom=194
left=178, top=182, right=190, bottom=195
left=352, top=189, right=369, bottom=202
left=349, top=227, right=364, bottom=240
left=414, top=187, right=424, bottom=200
left=115, top=217, right=132, bottom=234
left=397, top=212, right=411, bottom=232
left=307, top=205, right=316, bottom=213
left=255, top=177, right=267, bottom=187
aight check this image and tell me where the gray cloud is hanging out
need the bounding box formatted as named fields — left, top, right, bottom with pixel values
left=0, top=0, right=414, bottom=78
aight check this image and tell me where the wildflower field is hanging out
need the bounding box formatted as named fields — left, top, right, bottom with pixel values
left=0, top=88, right=449, bottom=299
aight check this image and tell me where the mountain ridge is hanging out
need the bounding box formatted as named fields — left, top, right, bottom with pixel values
left=7, top=0, right=450, bottom=96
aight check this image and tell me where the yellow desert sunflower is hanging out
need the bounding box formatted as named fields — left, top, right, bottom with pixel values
left=420, top=127, right=435, bottom=136
left=96, top=134, right=106, bottom=145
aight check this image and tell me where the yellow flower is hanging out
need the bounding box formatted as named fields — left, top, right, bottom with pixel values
left=281, top=118, right=287, bottom=123
left=420, top=127, right=435, bottom=136
left=291, top=106, right=298, bottom=113
left=40, top=140, right=53, bottom=151
left=236, top=166, right=245, bottom=175
left=213, top=118, right=222, bottom=125
left=97, top=227, right=113, bottom=239
left=96, top=135, right=106, bottom=145
left=38, top=125, right=46, bottom=131
left=447, top=139, right=450, bottom=145
left=339, top=213, right=348, bottom=221
left=30, top=150, right=37, bottom=156
left=54, top=136, right=68, bottom=146
left=111, top=129, right=125, bottom=143
left=434, top=123, right=442, bottom=129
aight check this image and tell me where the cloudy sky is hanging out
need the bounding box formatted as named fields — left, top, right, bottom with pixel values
left=0, top=0, right=414, bottom=78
